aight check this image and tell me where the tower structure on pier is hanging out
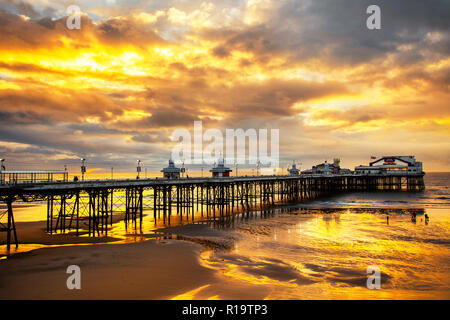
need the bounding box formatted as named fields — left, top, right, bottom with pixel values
left=288, top=162, right=300, bottom=175
left=210, top=157, right=232, bottom=177
left=161, top=159, right=181, bottom=179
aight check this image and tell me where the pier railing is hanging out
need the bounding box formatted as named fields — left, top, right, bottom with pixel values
left=0, top=170, right=68, bottom=185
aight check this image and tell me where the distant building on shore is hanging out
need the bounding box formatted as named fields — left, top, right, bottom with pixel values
left=355, top=156, right=423, bottom=175
left=161, top=159, right=181, bottom=179
left=210, top=158, right=232, bottom=177
left=302, top=158, right=352, bottom=175
left=288, top=162, right=300, bottom=176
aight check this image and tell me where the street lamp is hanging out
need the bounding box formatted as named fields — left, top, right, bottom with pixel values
left=0, top=159, right=5, bottom=172
left=137, top=160, right=142, bottom=179
left=181, top=160, right=185, bottom=178
left=81, top=158, right=86, bottom=181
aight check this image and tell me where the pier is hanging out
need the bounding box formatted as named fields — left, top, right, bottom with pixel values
left=0, top=173, right=425, bottom=250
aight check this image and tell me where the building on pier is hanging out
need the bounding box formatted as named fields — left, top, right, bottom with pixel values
left=355, top=156, right=424, bottom=175
left=210, top=158, right=232, bottom=177
left=161, top=159, right=181, bottom=179
left=301, top=158, right=352, bottom=175
left=288, top=162, right=300, bottom=175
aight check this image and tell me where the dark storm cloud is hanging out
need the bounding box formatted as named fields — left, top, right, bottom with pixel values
left=0, top=0, right=40, bottom=19
left=137, top=78, right=348, bottom=121
left=0, top=110, right=52, bottom=125
left=229, top=79, right=347, bottom=116
left=204, top=0, right=450, bottom=66
left=0, top=88, right=125, bottom=122
left=129, top=107, right=201, bottom=128
left=66, top=123, right=129, bottom=136
left=97, top=16, right=164, bottom=46
left=0, top=123, right=152, bottom=156
left=211, top=46, right=231, bottom=58
left=0, top=9, right=164, bottom=51
left=0, top=61, right=68, bottom=75
left=131, top=132, right=171, bottom=143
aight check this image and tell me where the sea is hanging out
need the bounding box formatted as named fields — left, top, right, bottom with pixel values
left=197, top=172, right=450, bottom=299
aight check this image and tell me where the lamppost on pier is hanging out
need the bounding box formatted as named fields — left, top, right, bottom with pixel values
left=181, top=160, right=185, bottom=178
left=111, top=167, right=114, bottom=180
left=137, top=160, right=142, bottom=179
left=80, top=158, right=86, bottom=181
left=0, top=159, right=5, bottom=173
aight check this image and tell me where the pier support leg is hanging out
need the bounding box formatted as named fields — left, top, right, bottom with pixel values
left=6, top=198, right=18, bottom=250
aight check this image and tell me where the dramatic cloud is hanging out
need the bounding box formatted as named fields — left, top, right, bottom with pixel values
left=0, top=0, right=449, bottom=172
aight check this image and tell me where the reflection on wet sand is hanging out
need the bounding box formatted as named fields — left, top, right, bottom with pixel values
left=174, top=206, right=449, bottom=300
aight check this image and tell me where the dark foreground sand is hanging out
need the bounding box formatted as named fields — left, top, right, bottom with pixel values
left=0, top=223, right=266, bottom=299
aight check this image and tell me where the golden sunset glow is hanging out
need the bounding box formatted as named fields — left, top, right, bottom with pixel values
left=0, top=0, right=449, bottom=171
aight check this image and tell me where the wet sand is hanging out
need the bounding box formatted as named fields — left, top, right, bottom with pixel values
left=2, top=220, right=121, bottom=246
left=0, top=239, right=216, bottom=299
left=0, top=222, right=266, bottom=300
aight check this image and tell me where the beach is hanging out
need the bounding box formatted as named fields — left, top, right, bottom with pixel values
left=0, top=223, right=267, bottom=300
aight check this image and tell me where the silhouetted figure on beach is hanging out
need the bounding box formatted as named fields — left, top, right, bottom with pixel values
left=411, top=212, right=417, bottom=223
left=425, top=214, right=429, bottom=225
left=386, top=215, right=389, bottom=225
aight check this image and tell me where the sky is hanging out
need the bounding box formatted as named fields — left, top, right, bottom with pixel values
left=0, top=0, right=449, bottom=172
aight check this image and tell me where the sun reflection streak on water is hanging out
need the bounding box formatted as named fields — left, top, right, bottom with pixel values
left=197, top=207, right=450, bottom=299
